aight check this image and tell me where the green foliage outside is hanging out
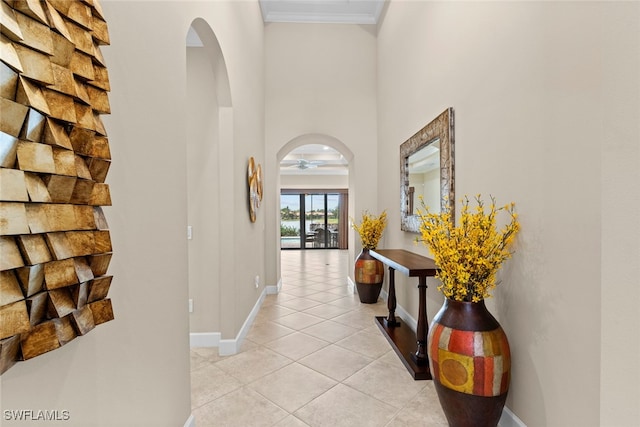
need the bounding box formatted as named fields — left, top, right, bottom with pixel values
left=281, top=206, right=297, bottom=220
left=280, top=224, right=299, bottom=236
left=280, top=203, right=341, bottom=237
left=281, top=206, right=340, bottom=221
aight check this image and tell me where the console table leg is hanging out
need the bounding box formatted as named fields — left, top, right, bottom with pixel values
left=385, top=267, right=400, bottom=327
left=414, top=276, right=428, bottom=364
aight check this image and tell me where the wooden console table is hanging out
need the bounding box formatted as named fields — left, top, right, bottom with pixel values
left=370, top=249, right=438, bottom=380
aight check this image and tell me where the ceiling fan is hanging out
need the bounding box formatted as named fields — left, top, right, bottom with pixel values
left=290, top=158, right=325, bottom=170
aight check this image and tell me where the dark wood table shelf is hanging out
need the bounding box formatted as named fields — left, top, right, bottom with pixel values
left=370, top=249, right=438, bottom=381
left=375, top=316, right=431, bottom=380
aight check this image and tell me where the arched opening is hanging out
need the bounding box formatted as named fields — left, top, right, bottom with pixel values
left=275, top=134, right=355, bottom=287
left=185, top=19, right=233, bottom=348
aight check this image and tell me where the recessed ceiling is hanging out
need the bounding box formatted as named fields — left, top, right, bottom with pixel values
left=260, top=0, right=385, bottom=25
left=280, top=144, right=348, bottom=175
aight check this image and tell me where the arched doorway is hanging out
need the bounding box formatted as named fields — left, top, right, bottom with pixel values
left=185, top=19, right=233, bottom=346
left=275, top=134, right=355, bottom=286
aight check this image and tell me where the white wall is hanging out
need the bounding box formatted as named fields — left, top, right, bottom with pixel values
left=409, top=169, right=439, bottom=214
left=378, top=2, right=639, bottom=426
left=0, top=1, right=265, bottom=425
left=186, top=44, right=223, bottom=334
left=280, top=173, right=348, bottom=189
left=599, top=4, right=640, bottom=425
left=264, top=23, right=378, bottom=285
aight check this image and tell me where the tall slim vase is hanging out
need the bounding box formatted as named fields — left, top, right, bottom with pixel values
left=427, top=299, right=511, bottom=427
left=354, top=248, right=384, bottom=304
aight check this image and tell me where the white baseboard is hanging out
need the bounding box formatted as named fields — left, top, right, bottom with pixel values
left=380, top=288, right=387, bottom=302
left=189, top=288, right=266, bottom=356
left=189, top=332, right=220, bottom=348
left=266, top=278, right=282, bottom=295
left=499, top=406, right=527, bottom=427
left=218, top=339, right=237, bottom=356
left=184, top=414, right=195, bottom=427
left=379, top=288, right=418, bottom=331
left=347, top=276, right=355, bottom=293
left=227, top=288, right=265, bottom=352
left=395, top=301, right=418, bottom=331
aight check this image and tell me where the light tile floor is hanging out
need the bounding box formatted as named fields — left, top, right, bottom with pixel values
left=191, top=249, right=448, bottom=427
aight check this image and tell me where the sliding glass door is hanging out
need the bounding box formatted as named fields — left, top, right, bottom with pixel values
left=280, top=193, right=302, bottom=249
left=281, top=190, right=347, bottom=250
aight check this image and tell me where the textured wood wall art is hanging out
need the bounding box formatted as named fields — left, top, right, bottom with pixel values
left=0, top=0, right=114, bottom=374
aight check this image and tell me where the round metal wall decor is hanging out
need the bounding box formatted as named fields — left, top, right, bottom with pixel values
left=247, top=157, right=263, bottom=222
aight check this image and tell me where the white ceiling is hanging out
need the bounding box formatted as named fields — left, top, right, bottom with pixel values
left=280, top=145, right=348, bottom=175
left=408, top=141, right=440, bottom=174
left=260, top=0, right=385, bottom=25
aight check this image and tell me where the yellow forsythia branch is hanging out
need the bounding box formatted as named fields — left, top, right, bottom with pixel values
left=351, top=210, right=387, bottom=250
left=416, top=195, right=520, bottom=302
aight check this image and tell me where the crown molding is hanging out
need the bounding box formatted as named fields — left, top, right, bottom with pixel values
left=260, top=0, right=384, bottom=25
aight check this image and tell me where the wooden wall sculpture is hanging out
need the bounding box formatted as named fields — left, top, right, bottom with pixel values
left=0, top=0, right=114, bottom=374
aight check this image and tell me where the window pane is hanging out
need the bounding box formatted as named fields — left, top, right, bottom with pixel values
left=280, top=191, right=346, bottom=250
left=281, top=194, right=301, bottom=249
left=327, top=194, right=339, bottom=248
left=305, top=194, right=325, bottom=248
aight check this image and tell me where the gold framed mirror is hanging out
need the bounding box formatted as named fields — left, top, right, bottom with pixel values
left=400, top=108, right=455, bottom=232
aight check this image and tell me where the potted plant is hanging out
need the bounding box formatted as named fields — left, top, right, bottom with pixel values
left=416, top=195, right=520, bottom=427
left=351, top=210, right=387, bottom=303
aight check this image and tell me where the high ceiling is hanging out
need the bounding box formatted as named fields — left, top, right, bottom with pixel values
left=259, top=1, right=386, bottom=175
left=260, top=0, right=385, bottom=25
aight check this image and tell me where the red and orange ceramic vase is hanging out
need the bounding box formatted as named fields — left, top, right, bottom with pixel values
left=428, top=298, right=511, bottom=427
left=354, top=249, right=384, bottom=303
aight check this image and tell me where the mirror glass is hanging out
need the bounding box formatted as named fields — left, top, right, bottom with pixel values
left=400, top=108, right=454, bottom=232
left=408, top=139, right=440, bottom=215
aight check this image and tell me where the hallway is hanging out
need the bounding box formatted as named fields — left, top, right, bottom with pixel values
left=190, top=250, right=447, bottom=426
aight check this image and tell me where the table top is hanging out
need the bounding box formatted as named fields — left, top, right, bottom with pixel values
left=370, top=249, right=438, bottom=277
